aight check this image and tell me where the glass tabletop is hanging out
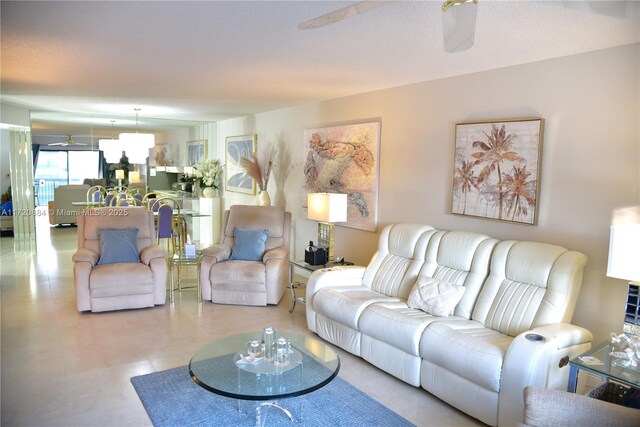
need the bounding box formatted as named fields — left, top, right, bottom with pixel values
left=170, top=250, right=203, bottom=263
left=290, top=259, right=353, bottom=272
left=189, top=332, right=340, bottom=400
left=570, top=341, right=640, bottom=388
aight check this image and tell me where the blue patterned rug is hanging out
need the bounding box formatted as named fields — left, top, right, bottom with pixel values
left=131, top=366, right=414, bottom=426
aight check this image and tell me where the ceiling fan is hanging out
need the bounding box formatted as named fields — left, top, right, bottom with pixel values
left=298, top=0, right=479, bottom=53
left=48, top=135, right=87, bottom=147
left=299, top=0, right=639, bottom=53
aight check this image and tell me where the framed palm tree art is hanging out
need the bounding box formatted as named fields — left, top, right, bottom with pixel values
left=451, top=118, right=544, bottom=225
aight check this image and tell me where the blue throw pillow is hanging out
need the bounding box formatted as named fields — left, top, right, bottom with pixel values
left=229, top=227, right=269, bottom=261
left=97, top=228, right=140, bottom=265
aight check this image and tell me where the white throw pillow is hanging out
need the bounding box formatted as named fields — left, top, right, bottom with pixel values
left=407, top=276, right=466, bottom=317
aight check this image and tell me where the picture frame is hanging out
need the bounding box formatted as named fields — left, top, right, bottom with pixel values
left=186, top=139, right=207, bottom=166
left=303, top=119, right=381, bottom=232
left=152, top=144, right=175, bottom=166
left=451, top=118, right=544, bottom=225
left=225, top=134, right=257, bottom=195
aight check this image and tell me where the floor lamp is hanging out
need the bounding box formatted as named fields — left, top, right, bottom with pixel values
left=607, top=206, right=640, bottom=336
left=307, top=193, right=348, bottom=263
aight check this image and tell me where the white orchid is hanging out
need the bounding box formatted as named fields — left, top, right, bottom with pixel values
left=193, top=159, right=223, bottom=190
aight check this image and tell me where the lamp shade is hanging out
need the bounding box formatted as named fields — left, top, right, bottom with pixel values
left=307, top=193, right=347, bottom=223
left=607, top=206, right=640, bottom=282
left=128, top=171, right=140, bottom=183
left=115, top=169, right=125, bottom=180
left=119, top=132, right=155, bottom=148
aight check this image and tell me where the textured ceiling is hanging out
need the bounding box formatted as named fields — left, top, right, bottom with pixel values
left=1, top=0, right=639, bottom=140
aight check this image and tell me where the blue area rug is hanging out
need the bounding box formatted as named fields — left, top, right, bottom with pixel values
left=131, top=366, right=415, bottom=426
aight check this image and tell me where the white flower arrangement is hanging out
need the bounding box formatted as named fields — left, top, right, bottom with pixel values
left=193, top=158, right=223, bottom=190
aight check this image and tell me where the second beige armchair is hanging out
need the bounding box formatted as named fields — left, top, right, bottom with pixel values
left=200, top=205, right=291, bottom=306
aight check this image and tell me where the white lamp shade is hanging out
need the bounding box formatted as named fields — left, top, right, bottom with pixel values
left=307, top=193, right=348, bottom=223
left=607, top=223, right=640, bottom=282
left=115, top=169, right=125, bottom=180
left=119, top=132, right=155, bottom=148
left=129, top=171, right=140, bottom=183
left=103, top=151, right=122, bottom=163
left=125, top=146, right=149, bottom=164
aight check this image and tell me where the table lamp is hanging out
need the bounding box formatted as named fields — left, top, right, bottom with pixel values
left=129, top=171, right=140, bottom=184
left=115, top=169, right=125, bottom=187
left=607, top=206, right=640, bottom=336
left=307, top=193, right=348, bottom=263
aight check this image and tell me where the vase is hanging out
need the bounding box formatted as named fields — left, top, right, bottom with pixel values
left=202, top=187, right=216, bottom=198
left=256, top=190, right=271, bottom=206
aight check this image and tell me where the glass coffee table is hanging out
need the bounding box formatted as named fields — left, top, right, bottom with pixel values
left=189, top=331, right=340, bottom=426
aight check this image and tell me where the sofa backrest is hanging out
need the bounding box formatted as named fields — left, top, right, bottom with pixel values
left=362, top=223, right=436, bottom=297
left=77, top=206, right=156, bottom=255
left=221, top=205, right=291, bottom=252
left=471, top=240, right=587, bottom=337
left=418, top=230, right=498, bottom=318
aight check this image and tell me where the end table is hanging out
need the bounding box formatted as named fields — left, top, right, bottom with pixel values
left=168, top=250, right=203, bottom=303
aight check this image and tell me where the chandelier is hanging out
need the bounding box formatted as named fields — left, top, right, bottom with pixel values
left=98, top=120, right=123, bottom=163
left=119, top=108, right=155, bottom=164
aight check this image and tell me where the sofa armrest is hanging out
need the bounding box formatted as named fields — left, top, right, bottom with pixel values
left=522, top=386, right=640, bottom=427
left=498, top=323, right=593, bottom=426
left=72, top=248, right=99, bottom=266
left=305, top=265, right=366, bottom=332
left=140, top=245, right=165, bottom=265
left=263, top=247, right=287, bottom=262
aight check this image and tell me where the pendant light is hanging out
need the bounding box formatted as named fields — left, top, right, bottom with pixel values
left=120, top=108, right=154, bottom=164
left=99, top=120, right=123, bottom=163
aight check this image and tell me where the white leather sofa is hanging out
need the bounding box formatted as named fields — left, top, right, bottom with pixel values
left=306, top=223, right=592, bottom=427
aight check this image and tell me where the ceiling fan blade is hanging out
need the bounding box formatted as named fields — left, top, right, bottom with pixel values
left=298, top=1, right=396, bottom=30
left=442, top=0, right=478, bottom=53
left=48, top=142, right=68, bottom=146
left=562, top=1, right=639, bottom=19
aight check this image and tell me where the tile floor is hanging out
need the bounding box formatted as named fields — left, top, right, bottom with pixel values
left=0, top=214, right=482, bottom=427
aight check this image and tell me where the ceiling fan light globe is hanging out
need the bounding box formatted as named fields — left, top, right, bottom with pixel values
left=442, top=0, right=478, bottom=53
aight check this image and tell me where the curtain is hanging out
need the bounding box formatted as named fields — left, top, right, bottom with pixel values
left=9, top=128, right=35, bottom=238
left=32, top=143, right=41, bottom=172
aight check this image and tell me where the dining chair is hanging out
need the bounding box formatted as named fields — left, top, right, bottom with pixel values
left=86, top=185, right=106, bottom=203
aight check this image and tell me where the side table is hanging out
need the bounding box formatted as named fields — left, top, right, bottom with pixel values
left=288, top=260, right=353, bottom=313
left=168, top=250, right=203, bottom=303
left=568, top=341, right=640, bottom=393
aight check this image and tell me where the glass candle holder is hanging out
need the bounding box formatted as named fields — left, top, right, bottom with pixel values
left=261, top=326, right=277, bottom=361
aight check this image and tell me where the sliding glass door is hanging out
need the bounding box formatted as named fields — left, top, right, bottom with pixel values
left=34, top=150, right=100, bottom=206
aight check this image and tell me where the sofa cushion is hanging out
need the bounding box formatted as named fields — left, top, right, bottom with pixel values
left=359, top=301, right=456, bottom=356
left=229, top=227, right=269, bottom=261
left=314, top=286, right=401, bottom=330
left=210, top=260, right=266, bottom=285
left=89, top=263, right=155, bottom=297
left=421, top=321, right=513, bottom=392
left=407, top=276, right=466, bottom=316
left=97, top=228, right=140, bottom=265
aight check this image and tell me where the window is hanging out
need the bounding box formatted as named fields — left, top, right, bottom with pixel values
left=34, top=150, right=100, bottom=206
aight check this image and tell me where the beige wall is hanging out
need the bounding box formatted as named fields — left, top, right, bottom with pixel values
left=214, top=44, right=640, bottom=344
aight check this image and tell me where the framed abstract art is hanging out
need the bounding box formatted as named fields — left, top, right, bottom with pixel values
left=225, top=134, right=257, bottom=195
left=303, top=120, right=381, bottom=232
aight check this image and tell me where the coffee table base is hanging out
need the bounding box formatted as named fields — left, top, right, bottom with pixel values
left=237, top=398, right=302, bottom=426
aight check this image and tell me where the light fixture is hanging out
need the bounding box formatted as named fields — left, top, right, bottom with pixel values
left=120, top=108, right=154, bottom=164
left=115, top=169, right=125, bottom=187
left=607, top=206, right=640, bottom=336
left=307, top=193, right=348, bottom=263
left=442, top=0, right=478, bottom=53
left=128, top=171, right=140, bottom=184
left=99, top=120, right=123, bottom=163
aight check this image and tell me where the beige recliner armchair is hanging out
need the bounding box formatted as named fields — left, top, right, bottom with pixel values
left=200, top=205, right=291, bottom=306
left=72, top=206, right=167, bottom=312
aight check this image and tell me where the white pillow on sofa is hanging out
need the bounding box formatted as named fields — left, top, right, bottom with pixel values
left=407, top=276, right=466, bottom=317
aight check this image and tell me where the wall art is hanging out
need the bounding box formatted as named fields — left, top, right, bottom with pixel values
left=303, top=120, right=381, bottom=232
left=226, top=134, right=257, bottom=195
left=452, top=118, right=544, bottom=225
